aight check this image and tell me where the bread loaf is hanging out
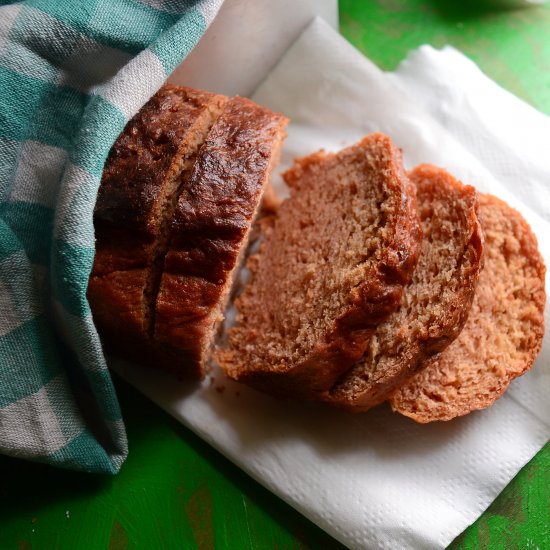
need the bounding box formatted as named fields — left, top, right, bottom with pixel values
left=88, top=85, right=287, bottom=377
left=88, top=86, right=226, bottom=352
left=91, top=92, right=545, bottom=419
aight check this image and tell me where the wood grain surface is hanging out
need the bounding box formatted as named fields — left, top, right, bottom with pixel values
left=1, top=1, right=548, bottom=548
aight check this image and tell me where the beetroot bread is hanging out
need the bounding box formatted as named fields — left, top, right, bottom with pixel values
left=88, top=86, right=226, bottom=347
left=216, top=134, right=422, bottom=398
left=325, top=165, right=484, bottom=411
left=89, top=85, right=287, bottom=377
left=390, top=193, right=546, bottom=422
left=154, top=97, right=288, bottom=377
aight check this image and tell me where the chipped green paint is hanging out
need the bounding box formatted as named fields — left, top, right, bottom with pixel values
left=451, top=445, right=550, bottom=549
left=0, top=378, right=342, bottom=549
left=109, top=520, right=129, bottom=550
left=185, top=484, right=215, bottom=550
left=340, top=0, right=550, bottom=115
left=0, top=2, right=548, bottom=548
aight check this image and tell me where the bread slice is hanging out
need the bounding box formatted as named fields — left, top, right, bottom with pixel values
left=216, top=134, right=422, bottom=397
left=389, top=193, right=546, bottom=422
left=88, top=86, right=227, bottom=348
left=154, top=97, right=288, bottom=377
left=325, top=165, right=484, bottom=411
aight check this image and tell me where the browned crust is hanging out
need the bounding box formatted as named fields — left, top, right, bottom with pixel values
left=94, top=85, right=224, bottom=236
left=88, top=85, right=226, bottom=342
left=154, top=97, right=288, bottom=377
left=217, top=134, right=422, bottom=397
left=389, top=193, right=546, bottom=422
left=325, top=164, right=485, bottom=411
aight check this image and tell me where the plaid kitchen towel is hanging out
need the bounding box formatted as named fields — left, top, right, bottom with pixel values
left=0, top=0, right=224, bottom=474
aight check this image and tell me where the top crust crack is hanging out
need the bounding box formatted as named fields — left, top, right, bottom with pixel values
left=88, top=86, right=226, bottom=343
left=88, top=86, right=287, bottom=379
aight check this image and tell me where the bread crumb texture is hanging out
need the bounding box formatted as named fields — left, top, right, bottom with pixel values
left=390, top=192, right=546, bottom=422
left=216, top=134, right=421, bottom=397
left=327, top=164, right=485, bottom=411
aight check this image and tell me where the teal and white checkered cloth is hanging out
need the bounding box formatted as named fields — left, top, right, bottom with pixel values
left=0, top=0, right=223, bottom=474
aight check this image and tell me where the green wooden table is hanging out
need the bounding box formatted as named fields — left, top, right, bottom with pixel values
left=1, top=1, right=548, bottom=548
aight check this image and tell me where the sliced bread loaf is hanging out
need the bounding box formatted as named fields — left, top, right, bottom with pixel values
left=88, top=86, right=226, bottom=347
left=154, top=97, right=288, bottom=377
left=89, top=86, right=287, bottom=377
left=325, top=165, right=484, bottom=411
left=389, top=193, right=546, bottom=422
left=216, top=134, right=422, bottom=397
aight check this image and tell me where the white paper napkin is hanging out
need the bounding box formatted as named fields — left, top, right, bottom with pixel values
left=168, top=0, right=338, bottom=97
left=113, top=18, right=550, bottom=550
